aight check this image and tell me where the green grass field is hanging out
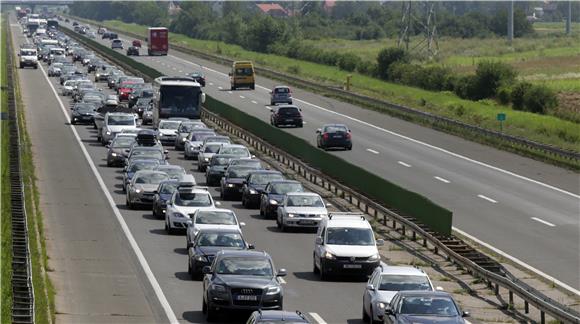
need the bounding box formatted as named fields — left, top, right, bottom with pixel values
left=1, top=15, right=13, bottom=324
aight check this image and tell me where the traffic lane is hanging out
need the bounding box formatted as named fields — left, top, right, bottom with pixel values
left=81, top=21, right=579, bottom=197
left=12, top=25, right=162, bottom=323
left=126, top=52, right=580, bottom=288
left=42, top=63, right=365, bottom=323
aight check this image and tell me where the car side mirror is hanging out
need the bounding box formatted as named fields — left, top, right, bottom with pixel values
left=462, top=311, right=470, bottom=318
left=240, top=222, right=246, bottom=227
left=376, top=239, right=384, bottom=246
left=247, top=243, right=255, bottom=250
left=435, top=286, right=444, bottom=291
left=105, top=144, right=110, bottom=148
left=202, top=266, right=212, bottom=274
left=316, top=129, right=321, bottom=133
left=228, top=72, right=232, bottom=76
left=164, top=150, right=169, bottom=155
left=277, top=268, right=287, bottom=277
left=315, top=237, right=323, bottom=245
left=385, top=308, right=394, bottom=315
left=366, top=284, right=374, bottom=290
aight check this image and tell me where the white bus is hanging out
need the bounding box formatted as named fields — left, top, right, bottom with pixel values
left=152, top=76, right=205, bottom=126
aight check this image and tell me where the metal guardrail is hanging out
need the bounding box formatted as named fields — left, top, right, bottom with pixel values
left=67, top=15, right=580, bottom=163
left=6, top=19, right=35, bottom=324
left=62, top=21, right=580, bottom=323
left=201, top=109, right=580, bottom=324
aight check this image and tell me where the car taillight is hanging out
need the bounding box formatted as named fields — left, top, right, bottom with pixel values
left=346, top=132, right=351, bottom=139
left=323, top=133, right=329, bottom=140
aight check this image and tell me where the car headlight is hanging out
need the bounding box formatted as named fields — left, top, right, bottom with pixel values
left=227, top=183, right=235, bottom=188
left=269, top=199, right=278, bottom=205
left=249, top=189, right=257, bottom=194
left=203, top=157, right=209, bottom=162
left=135, top=189, right=142, bottom=193
left=266, top=286, right=280, bottom=295
left=111, top=152, right=118, bottom=157
left=194, top=255, right=208, bottom=262
left=324, top=251, right=336, bottom=260
left=181, top=137, right=187, bottom=142
left=368, top=253, right=380, bottom=261
left=158, top=133, right=163, bottom=136
left=377, top=302, right=386, bottom=310
left=210, top=284, right=226, bottom=293
left=287, top=213, right=295, bottom=218
left=173, top=212, right=186, bottom=218
left=105, top=131, right=111, bottom=135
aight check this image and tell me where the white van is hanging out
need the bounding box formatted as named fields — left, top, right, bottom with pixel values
left=19, top=47, right=38, bottom=69
left=313, top=212, right=384, bottom=280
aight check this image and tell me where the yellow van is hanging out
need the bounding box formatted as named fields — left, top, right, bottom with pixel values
left=229, top=61, right=255, bottom=90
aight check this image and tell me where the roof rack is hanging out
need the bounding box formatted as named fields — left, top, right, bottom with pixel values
left=327, top=212, right=366, bottom=220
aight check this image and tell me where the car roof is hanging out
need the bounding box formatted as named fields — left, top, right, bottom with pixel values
left=286, top=192, right=319, bottom=197
left=396, top=291, right=453, bottom=298
left=323, top=123, right=348, bottom=128
left=134, top=170, right=166, bottom=176
left=326, top=214, right=370, bottom=229
left=196, top=208, right=234, bottom=214
left=159, top=179, right=179, bottom=185
left=378, top=265, right=428, bottom=277
left=269, top=180, right=301, bottom=184
left=249, top=170, right=282, bottom=175
left=217, top=250, right=269, bottom=258
left=195, top=227, right=242, bottom=235
left=256, top=310, right=308, bottom=322
left=156, top=165, right=184, bottom=170
left=220, top=144, right=246, bottom=148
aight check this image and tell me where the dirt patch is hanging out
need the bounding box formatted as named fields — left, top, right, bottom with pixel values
left=554, top=92, right=580, bottom=122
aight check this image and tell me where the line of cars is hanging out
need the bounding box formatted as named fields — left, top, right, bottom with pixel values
left=41, top=23, right=471, bottom=324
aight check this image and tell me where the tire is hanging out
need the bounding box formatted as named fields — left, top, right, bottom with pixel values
left=19, top=64, right=23, bottom=69
left=34, top=65, right=38, bottom=69
left=347, top=145, right=353, bottom=151
left=362, top=306, right=370, bottom=323
left=231, top=85, right=236, bottom=91
left=313, top=255, right=320, bottom=274
left=280, top=221, right=286, bottom=232
left=259, top=205, right=264, bottom=216
left=70, top=119, right=76, bottom=125
left=297, top=122, right=303, bottom=128
left=276, top=216, right=282, bottom=230
left=165, top=220, right=175, bottom=235
left=126, top=196, right=133, bottom=210
left=250, top=84, right=255, bottom=90
left=242, top=195, right=247, bottom=208
left=319, top=260, right=327, bottom=281
left=206, top=301, right=217, bottom=322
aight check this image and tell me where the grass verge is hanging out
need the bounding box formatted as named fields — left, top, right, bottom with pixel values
left=1, top=14, right=13, bottom=324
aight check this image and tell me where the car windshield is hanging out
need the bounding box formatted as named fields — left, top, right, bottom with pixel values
left=230, top=159, right=260, bottom=168
left=159, top=183, right=178, bottom=195
left=380, top=275, right=432, bottom=291
left=286, top=195, right=323, bottom=207
left=195, top=211, right=237, bottom=225
left=129, top=161, right=159, bottom=172
left=235, top=67, right=253, bottom=76
left=75, top=105, right=95, bottom=113
left=212, top=157, right=232, bottom=166
left=131, top=150, right=163, bottom=160
left=326, top=228, right=374, bottom=246
left=215, top=257, right=273, bottom=276
left=192, top=133, right=214, bottom=141
left=159, top=121, right=181, bottom=130
left=220, top=147, right=249, bottom=156
left=108, top=115, right=135, bottom=126
left=197, top=232, right=244, bottom=247
left=157, top=167, right=185, bottom=179
left=271, top=183, right=303, bottom=195
left=278, top=107, right=298, bottom=114
left=399, top=296, right=459, bottom=316
left=21, top=50, right=36, bottom=56
left=249, top=173, right=283, bottom=185
left=175, top=192, right=212, bottom=207
left=204, top=145, right=222, bottom=153
left=135, top=173, right=169, bottom=184
left=111, top=137, right=134, bottom=148
left=324, top=125, right=348, bottom=133
left=227, top=168, right=254, bottom=179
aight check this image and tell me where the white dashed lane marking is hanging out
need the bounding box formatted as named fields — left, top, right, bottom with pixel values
left=239, top=95, right=245, bottom=99
left=366, top=148, right=379, bottom=154
left=251, top=100, right=258, bottom=104
left=397, top=161, right=412, bottom=168
left=309, top=313, right=327, bottom=324
left=531, top=217, right=556, bottom=227
left=477, top=194, right=498, bottom=204
left=434, top=176, right=450, bottom=184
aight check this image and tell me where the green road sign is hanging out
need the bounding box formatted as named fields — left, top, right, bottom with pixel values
left=497, top=113, right=506, bottom=121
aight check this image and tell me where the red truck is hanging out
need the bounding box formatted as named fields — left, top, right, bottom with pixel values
left=147, top=27, right=168, bottom=56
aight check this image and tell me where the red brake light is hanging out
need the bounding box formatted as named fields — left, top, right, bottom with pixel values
left=323, top=133, right=329, bottom=140
left=346, top=132, right=351, bottom=139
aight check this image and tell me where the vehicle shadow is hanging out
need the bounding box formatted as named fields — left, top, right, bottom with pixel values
left=265, top=226, right=281, bottom=233
left=181, top=311, right=205, bottom=323
left=142, top=213, right=159, bottom=221
left=346, top=319, right=365, bottom=324
left=174, top=247, right=187, bottom=255
left=149, top=228, right=169, bottom=236
left=174, top=271, right=190, bottom=281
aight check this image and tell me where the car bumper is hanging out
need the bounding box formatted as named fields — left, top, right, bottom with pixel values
left=282, top=217, right=322, bottom=228
left=223, top=184, right=243, bottom=195
left=130, top=192, right=156, bottom=205
left=107, top=154, right=125, bottom=166
left=275, top=117, right=302, bottom=125
left=158, top=135, right=177, bottom=143
left=263, top=203, right=279, bottom=217
left=245, top=193, right=261, bottom=205
left=168, top=215, right=192, bottom=230
left=71, top=115, right=94, bottom=124
left=321, top=259, right=378, bottom=276
left=207, top=292, right=282, bottom=311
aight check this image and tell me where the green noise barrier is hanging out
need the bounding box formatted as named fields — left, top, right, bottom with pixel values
left=204, top=96, right=453, bottom=236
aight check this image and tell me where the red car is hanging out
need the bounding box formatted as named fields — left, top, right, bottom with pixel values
left=132, top=40, right=142, bottom=48
left=117, top=82, right=141, bottom=101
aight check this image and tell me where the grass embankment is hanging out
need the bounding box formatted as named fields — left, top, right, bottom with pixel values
left=4, top=16, right=55, bottom=324
left=1, top=14, right=13, bottom=324
left=93, top=19, right=579, bottom=161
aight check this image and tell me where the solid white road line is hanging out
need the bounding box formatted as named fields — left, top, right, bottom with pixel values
left=278, top=277, right=286, bottom=284
left=531, top=217, right=556, bottom=227
left=397, top=161, right=412, bottom=168
left=178, top=70, right=182, bottom=73
left=227, top=91, right=233, bottom=94
left=477, top=194, right=498, bottom=204
left=366, top=148, right=379, bottom=154
left=37, top=64, right=179, bottom=323
left=239, top=95, right=245, bottom=99
left=434, top=176, right=450, bottom=184
left=309, top=312, right=328, bottom=324
left=251, top=100, right=258, bottom=104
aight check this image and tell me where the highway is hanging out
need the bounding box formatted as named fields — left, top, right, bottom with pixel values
left=11, top=18, right=381, bottom=323
left=64, top=19, right=580, bottom=290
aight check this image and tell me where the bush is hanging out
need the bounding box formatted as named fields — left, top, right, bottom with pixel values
left=376, top=47, right=409, bottom=80
left=496, top=85, right=512, bottom=105
left=454, top=75, right=479, bottom=100
left=511, top=81, right=532, bottom=111
left=471, top=60, right=517, bottom=100
left=523, top=85, right=558, bottom=114
left=337, top=53, right=361, bottom=72
left=356, top=60, right=377, bottom=76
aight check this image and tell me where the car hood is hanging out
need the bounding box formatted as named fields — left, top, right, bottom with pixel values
left=325, top=245, right=378, bottom=258
left=209, top=165, right=227, bottom=173
left=249, top=184, right=267, bottom=192
left=187, top=140, right=204, bottom=147
left=396, top=315, right=463, bottom=324
left=158, top=129, right=177, bottom=136
left=133, top=184, right=158, bottom=192
left=173, top=205, right=215, bottom=216
left=107, top=125, right=136, bottom=133
left=283, top=206, right=327, bottom=215
left=197, top=246, right=244, bottom=256
left=375, top=290, right=398, bottom=304
left=215, top=275, right=277, bottom=289
left=226, top=178, right=244, bottom=185
left=110, top=148, right=131, bottom=156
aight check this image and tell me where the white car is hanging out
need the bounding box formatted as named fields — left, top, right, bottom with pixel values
left=101, top=112, right=138, bottom=145
left=313, top=213, right=384, bottom=280
left=185, top=208, right=245, bottom=248
left=156, top=119, right=182, bottom=144
left=217, top=144, right=252, bottom=159
left=61, top=80, right=78, bottom=96
left=197, top=142, right=224, bottom=172
left=276, top=192, right=329, bottom=232
left=165, top=181, right=219, bottom=234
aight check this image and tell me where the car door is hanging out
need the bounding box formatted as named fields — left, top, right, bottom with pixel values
left=314, top=225, right=326, bottom=268
left=261, top=184, right=271, bottom=210
left=364, top=269, right=379, bottom=315
left=385, top=295, right=401, bottom=324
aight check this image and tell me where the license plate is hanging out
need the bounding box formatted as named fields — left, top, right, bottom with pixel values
left=299, top=220, right=316, bottom=225
left=344, top=264, right=362, bottom=269
left=236, top=295, right=257, bottom=301
left=333, top=135, right=342, bottom=138
left=286, top=119, right=294, bottom=122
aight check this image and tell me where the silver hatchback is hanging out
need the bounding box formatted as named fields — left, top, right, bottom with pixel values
left=270, top=86, right=292, bottom=105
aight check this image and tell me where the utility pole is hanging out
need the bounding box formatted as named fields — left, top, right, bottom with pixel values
left=507, top=0, right=514, bottom=45
left=566, top=0, right=572, bottom=35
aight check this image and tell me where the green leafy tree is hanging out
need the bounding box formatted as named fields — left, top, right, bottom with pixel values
left=376, top=47, right=409, bottom=80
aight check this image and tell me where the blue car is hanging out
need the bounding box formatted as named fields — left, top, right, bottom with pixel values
left=259, top=180, right=304, bottom=219
left=152, top=180, right=179, bottom=218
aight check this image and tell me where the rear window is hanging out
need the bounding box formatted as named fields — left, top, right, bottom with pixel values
left=275, top=87, right=290, bottom=94
left=278, top=107, right=299, bottom=114
left=235, top=67, right=253, bottom=76
left=324, top=125, right=348, bottom=133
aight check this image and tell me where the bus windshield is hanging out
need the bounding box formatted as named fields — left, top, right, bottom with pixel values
left=159, top=85, right=201, bottom=118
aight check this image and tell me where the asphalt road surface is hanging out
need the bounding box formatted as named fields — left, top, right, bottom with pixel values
left=64, top=20, right=579, bottom=290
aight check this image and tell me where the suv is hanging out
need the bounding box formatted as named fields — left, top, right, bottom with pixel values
left=164, top=177, right=218, bottom=234
left=270, top=105, right=303, bottom=128
left=276, top=192, right=328, bottom=232
left=111, top=39, right=123, bottom=49
left=363, top=264, right=440, bottom=323
left=19, top=47, right=38, bottom=69
left=202, top=250, right=286, bottom=320
left=270, top=86, right=293, bottom=105
left=246, top=310, right=310, bottom=324
left=100, top=112, right=138, bottom=145
left=313, top=213, right=384, bottom=280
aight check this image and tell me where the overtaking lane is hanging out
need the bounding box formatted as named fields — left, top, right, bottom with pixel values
left=77, top=31, right=580, bottom=288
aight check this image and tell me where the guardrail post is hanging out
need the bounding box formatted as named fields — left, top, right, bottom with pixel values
left=524, top=300, right=529, bottom=314
left=494, top=283, right=499, bottom=295
left=508, top=290, right=513, bottom=309
left=540, top=311, right=545, bottom=324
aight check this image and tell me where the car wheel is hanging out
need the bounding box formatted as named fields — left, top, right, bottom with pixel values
left=206, top=302, right=217, bottom=322
left=259, top=205, right=264, bottom=216
left=297, top=122, right=303, bottom=128
left=165, top=221, right=175, bottom=235
left=250, top=84, right=255, bottom=90
left=126, top=196, right=133, bottom=209
left=70, top=119, right=76, bottom=125
left=362, top=306, right=370, bottom=323
left=280, top=221, right=286, bottom=232
left=347, top=145, right=353, bottom=151
left=276, top=216, right=282, bottom=229
left=313, top=255, right=319, bottom=274
left=319, top=260, right=327, bottom=281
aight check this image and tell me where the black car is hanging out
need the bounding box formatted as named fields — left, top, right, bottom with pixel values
left=126, top=46, right=140, bottom=56
left=129, top=88, right=153, bottom=109
left=316, top=124, right=352, bottom=150
left=152, top=180, right=179, bottom=218
left=241, top=170, right=284, bottom=208
left=205, top=154, right=238, bottom=186
left=188, top=228, right=253, bottom=279
left=106, top=135, right=135, bottom=167
left=72, top=21, right=79, bottom=26
left=385, top=291, right=469, bottom=324
left=70, top=103, right=97, bottom=125
left=188, top=71, right=205, bottom=87
left=270, top=105, right=303, bottom=128
left=220, top=166, right=261, bottom=200
left=202, top=250, right=286, bottom=320
left=259, top=180, right=304, bottom=219
left=247, top=310, right=310, bottom=324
